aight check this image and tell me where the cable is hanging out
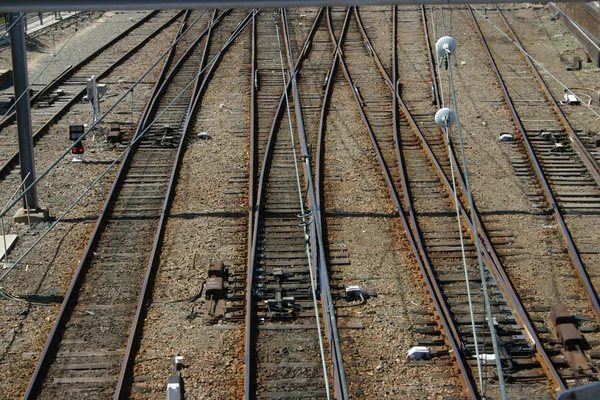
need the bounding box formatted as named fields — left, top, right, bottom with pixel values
left=437, top=6, right=487, bottom=395
left=441, top=115, right=485, bottom=394
left=0, top=10, right=211, bottom=221
left=275, top=12, right=331, bottom=400
left=0, top=12, right=94, bottom=125
left=0, top=10, right=256, bottom=294
left=470, top=5, right=600, bottom=120
left=0, top=9, right=253, bottom=283
left=446, top=48, right=508, bottom=400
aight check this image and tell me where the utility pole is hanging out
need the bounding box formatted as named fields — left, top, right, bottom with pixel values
left=9, top=12, right=48, bottom=223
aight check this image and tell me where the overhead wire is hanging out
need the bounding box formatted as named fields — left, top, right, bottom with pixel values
left=436, top=6, right=508, bottom=398
left=445, top=39, right=508, bottom=400
left=436, top=5, right=486, bottom=395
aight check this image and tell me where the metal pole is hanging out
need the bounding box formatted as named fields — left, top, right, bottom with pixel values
left=9, top=12, right=38, bottom=210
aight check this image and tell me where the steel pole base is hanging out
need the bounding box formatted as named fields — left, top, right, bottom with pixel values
left=13, top=207, right=49, bottom=224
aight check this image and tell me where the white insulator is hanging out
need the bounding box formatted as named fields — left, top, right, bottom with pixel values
left=435, top=107, right=457, bottom=128
left=436, top=36, right=457, bottom=57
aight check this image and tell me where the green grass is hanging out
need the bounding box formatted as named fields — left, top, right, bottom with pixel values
left=0, top=15, right=5, bottom=25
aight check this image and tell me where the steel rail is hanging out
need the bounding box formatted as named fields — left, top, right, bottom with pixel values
left=357, top=5, right=566, bottom=394
left=248, top=11, right=257, bottom=261
left=280, top=8, right=349, bottom=399
left=244, top=14, right=257, bottom=398
left=384, top=5, right=567, bottom=391
left=469, top=5, right=600, bottom=333
left=114, top=9, right=253, bottom=398
left=0, top=0, right=584, bottom=13
left=0, top=10, right=184, bottom=180
left=22, top=10, right=222, bottom=398
left=494, top=5, right=600, bottom=186
left=0, top=64, right=72, bottom=129
left=243, top=10, right=325, bottom=398
left=329, top=7, right=480, bottom=398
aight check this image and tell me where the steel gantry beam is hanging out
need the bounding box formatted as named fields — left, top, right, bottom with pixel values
left=0, top=0, right=585, bottom=12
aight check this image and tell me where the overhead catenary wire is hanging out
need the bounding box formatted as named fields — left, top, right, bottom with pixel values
left=0, top=9, right=256, bottom=299
left=435, top=6, right=489, bottom=395
left=440, top=113, right=485, bottom=392
left=274, top=13, right=331, bottom=399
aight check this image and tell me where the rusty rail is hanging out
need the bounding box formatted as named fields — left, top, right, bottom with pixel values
left=22, top=10, right=242, bottom=398
left=243, top=9, right=334, bottom=398
left=494, top=5, right=600, bottom=186
left=469, top=5, right=600, bottom=336
left=333, top=7, right=480, bottom=398
left=0, top=11, right=184, bottom=180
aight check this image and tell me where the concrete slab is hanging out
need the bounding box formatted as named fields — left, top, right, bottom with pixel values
left=13, top=207, right=49, bottom=224
left=0, top=234, right=17, bottom=261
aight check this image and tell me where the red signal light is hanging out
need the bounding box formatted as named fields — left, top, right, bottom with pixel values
left=72, top=145, right=84, bottom=154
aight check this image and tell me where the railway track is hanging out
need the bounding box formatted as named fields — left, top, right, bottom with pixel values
left=0, top=10, right=184, bottom=181
left=332, top=6, right=483, bottom=397
left=336, top=4, right=600, bottom=397
left=22, top=10, right=224, bottom=399
left=464, top=4, right=600, bottom=389
left=3, top=5, right=598, bottom=399
left=242, top=8, right=355, bottom=399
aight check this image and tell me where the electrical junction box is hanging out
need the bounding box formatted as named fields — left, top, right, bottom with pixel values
left=407, top=346, right=431, bottom=360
